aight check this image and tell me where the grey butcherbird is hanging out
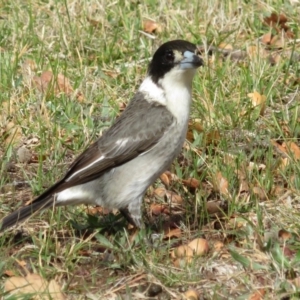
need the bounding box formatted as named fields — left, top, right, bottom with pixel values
left=0, top=40, right=203, bottom=231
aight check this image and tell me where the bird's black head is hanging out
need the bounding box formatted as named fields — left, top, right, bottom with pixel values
left=148, top=40, right=203, bottom=83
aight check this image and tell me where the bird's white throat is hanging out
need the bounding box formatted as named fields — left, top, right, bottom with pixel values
left=139, top=69, right=196, bottom=125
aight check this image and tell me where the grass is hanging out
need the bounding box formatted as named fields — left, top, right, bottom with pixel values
left=1, top=0, right=300, bottom=298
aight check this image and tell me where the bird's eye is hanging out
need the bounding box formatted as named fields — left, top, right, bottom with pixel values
left=164, top=50, right=174, bottom=62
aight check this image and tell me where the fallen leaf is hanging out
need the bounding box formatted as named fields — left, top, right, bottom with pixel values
left=172, top=245, right=194, bottom=258
left=293, top=277, right=300, bottom=288
left=188, top=238, right=209, bottom=256
left=166, top=190, right=183, bottom=204
left=215, top=172, right=229, bottom=196
left=218, top=42, right=233, bottom=50
left=160, top=172, right=170, bottom=186
left=252, top=186, right=267, bottom=201
left=86, top=206, right=111, bottom=216
left=247, top=91, right=266, bottom=116
left=143, top=19, right=162, bottom=33
left=187, top=121, right=204, bottom=142
left=1, top=121, right=23, bottom=146
left=278, top=229, right=292, bottom=241
left=150, top=203, right=169, bottom=216
left=33, top=71, right=83, bottom=100
left=4, top=273, right=65, bottom=299
left=183, top=289, right=200, bottom=300
left=263, top=13, right=294, bottom=38
left=249, top=288, right=266, bottom=300
left=4, top=270, right=15, bottom=277
left=205, top=129, right=221, bottom=145
left=56, top=73, right=73, bottom=95
left=283, top=246, right=296, bottom=259
left=236, top=169, right=249, bottom=193
left=86, top=16, right=101, bottom=27
left=118, top=101, right=127, bottom=112
left=260, top=32, right=273, bottom=45
left=182, top=178, right=200, bottom=189
left=271, top=140, right=288, bottom=157
left=213, top=241, right=224, bottom=252
left=153, top=187, right=166, bottom=198
left=286, top=141, right=300, bottom=160
left=205, top=201, right=225, bottom=215
left=247, top=45, right=269, bottom=60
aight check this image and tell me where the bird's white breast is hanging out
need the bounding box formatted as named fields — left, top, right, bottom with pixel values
left=139, top=70, right=194, bottom=129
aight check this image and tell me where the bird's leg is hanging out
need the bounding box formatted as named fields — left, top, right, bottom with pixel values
left=119, top=208, right=140, bottom=228
left=127, top=199, right=143, bottom=228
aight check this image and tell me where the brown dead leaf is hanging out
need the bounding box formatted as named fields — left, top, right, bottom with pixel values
left=143, top=19, right=162, bottom=33
left=213, top=241, right=224, bottom=252
left=182, top=178, right=200, bottom=189
left=236, top=169, right=250, bottom=193
left=4, top=273, right=65, bottom=300
left=56, top=73, right=73, bottom=95
left=252, top=186, right=267, bottom=201
left=283, top=246, right=296, bottom=259
left=264, top=13, right=287, bottom=27
left=215, top=172, right=229, bottom=196
left=218, top=42, right=233, bottom=50
left=183, top=289, right=200, bottom=300
left=271, top=140, right=288, bottom=157
left=205, top=129, right=221, bottom=145
left=187, top=121, right=204, bottom=142
left=4, top=270, right=15, bottom=277
left=293, top=277, right=300, bottom=288
left=248, top=91, right=266, bottom=116
left=153, top=187, right=166, bottom=198
left=205, top=201, right=225, bottom=216
left=118, top=101, right=127, bottom=112
left=160, top=172, right=170, bottom=186
left=249, top=288, right=266, bottom=300
left=86, top=16, right=101, bottom=27
left=75, top=91, right=85, bottom=103
left=86, top=206, right=111, bottom=216
left=1, top=121, right=23, bottom=146
left=33, top=71, right=52, bottom=92
left=188, top=238, right=209, bottom=256
left=33, top=71, right=83, bottom=100
left=278, top=229, right=292, bottom=241
left=263, top=13, right=294, bottom=38
left=172, top=245, right=194, bottom=258
left=16, top=260, right=27, bottom=268
left=261, top=31, right=291, bottom=50
left=166, top=190, right=183, bottom=204
left=150, top=203, right=169, bottom=216
left=272, top=140, right=300, bottom=160
left=247, top=45, right=269, bottom=60
left=286, top=141, right=300, bottom=160
left=260, top=32, right=273, bottom=45
left=270, top=34, right=284, bottom=48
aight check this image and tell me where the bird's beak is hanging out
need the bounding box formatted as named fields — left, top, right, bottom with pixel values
left=180, top=50, right=204, bottom=69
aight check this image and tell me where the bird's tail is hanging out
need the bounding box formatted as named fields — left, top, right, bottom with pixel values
left=0, top=196, right=53, bottom=232
left=0, top=176, right=69, bottom=232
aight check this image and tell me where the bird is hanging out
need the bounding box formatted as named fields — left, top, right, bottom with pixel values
left=0, top=40, right=203, bottom=232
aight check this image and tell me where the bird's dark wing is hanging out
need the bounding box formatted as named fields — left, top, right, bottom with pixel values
left=46, top=92, right=174, bottom=193
left=63, top=94, right=174, bottom=187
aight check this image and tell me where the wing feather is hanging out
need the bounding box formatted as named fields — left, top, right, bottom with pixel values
left=64, top=93, right=174, bottom=185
